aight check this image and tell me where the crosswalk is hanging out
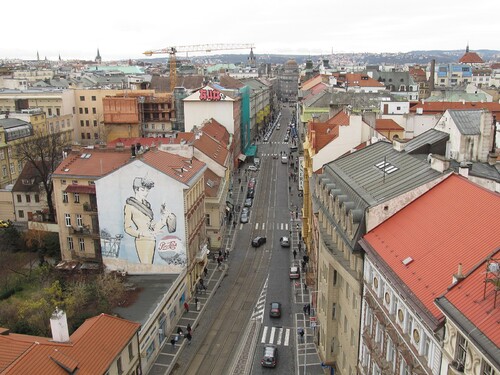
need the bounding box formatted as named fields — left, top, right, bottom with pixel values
left=253, top=222, right=289, bottom=230
left=260, top=326, right=291, bottom=347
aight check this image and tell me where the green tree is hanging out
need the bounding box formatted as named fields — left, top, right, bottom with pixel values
left=15, top=130, right=71, bottom=222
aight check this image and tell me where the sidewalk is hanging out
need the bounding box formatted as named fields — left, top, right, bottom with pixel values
left=147, top=261, right=228, bottom=375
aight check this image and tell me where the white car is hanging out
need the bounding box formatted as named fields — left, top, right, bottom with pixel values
left=247, top=165, right=258, bottom=172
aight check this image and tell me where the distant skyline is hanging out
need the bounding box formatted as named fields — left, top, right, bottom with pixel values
left=3, top=0, right=499, bottom=62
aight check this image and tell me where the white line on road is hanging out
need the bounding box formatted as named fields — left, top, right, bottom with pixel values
left=285, top=223, right=289, bottom=230
left=262, top=222, right=265, bottom=230
left=255, top=223, right=259, bottom=230
left=276, top=328, right=283, bottom=345
left=284, top=328, right=290, bottom=346
left=269, top=327, right=276, bottom=344
left=261, top=326, right=268, bottom=344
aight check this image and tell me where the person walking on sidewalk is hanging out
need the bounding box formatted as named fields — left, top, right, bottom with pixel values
left=293, top=249, right=297, bottom=259
left=183, top=301, right=189, bottom=313
left=203, top=266, right=208, bottom=278
left=298, top=327, right=305, bottom=343
left=186, top=324, right=192, bottom=335
left=185, top=331, right=192, bottom=344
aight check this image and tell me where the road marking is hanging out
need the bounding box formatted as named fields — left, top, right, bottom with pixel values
left=262, top=222, right=265, bottom=230
left=269, top=327, right=276, bottom=344
left=255, top=223, right=259, bottom=230
left=276, top=327, right=283, bottom=345
left=284, top=328, right=290, bottom=346
left=261, top=326, right=268, bottom=343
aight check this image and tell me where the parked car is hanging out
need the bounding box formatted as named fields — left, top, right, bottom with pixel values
left=284, top=135, right=289, bottom=142
left=248, top=177, right=256, bottom=189
left=261, top=345, right=278, bottom=368
left=279, top=236, right=290, bottom=247
left=247, top=189, right=255, bottom=199
left=240, top=207, right=250, bottom=223
left=0, top=219, right=11, bottom=228
left=269, top=302, right=282, bottom=318
left=281, top=156, right=288, bottom=164
left=289, top=265, right=300, bottom=279
left=253, top=158, right=260, bottom=167
left=251, top=236, right=267, bottom=247
left=244, top=198, right=253, bottom=207
left=247, top=165, right=258, bottom=172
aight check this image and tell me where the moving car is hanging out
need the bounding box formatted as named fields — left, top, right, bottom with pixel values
left=244, top=198, right=253, bottom=207
left=281, top=155, right=288, bottom=164
left=253, top=158, right=260, bottom=167
left=279, top=236, right=290, bottom=247
left=261, top=345, right=278, bottom=368
left=240, top=207, right=250, bottom=223
left=269, top=302, right=281, bottom=318
left=247, top=165, right=258, bottom=172
left=289, top=265, right=300, bottom=279
left=284, top=135, right=289, bottom=142
left=251, top=236, right=267, bottom=247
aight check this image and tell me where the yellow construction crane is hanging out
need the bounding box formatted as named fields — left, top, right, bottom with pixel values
left=144, top=43, right=255, bottom=91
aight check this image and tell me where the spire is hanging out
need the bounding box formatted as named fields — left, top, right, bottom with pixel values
left=37, top=51, right=40, bottom=61
left=466, top=43, right=469, bottom=54
left=59, top=54, right=61, bottom=61
left=95, top=48, right=102, bottom=64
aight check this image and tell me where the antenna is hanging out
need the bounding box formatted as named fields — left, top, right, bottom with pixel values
left=483, top=256, right=500, bottom=308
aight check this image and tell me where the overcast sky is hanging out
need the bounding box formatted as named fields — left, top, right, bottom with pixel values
left=3, top=0, right=499, bottom=61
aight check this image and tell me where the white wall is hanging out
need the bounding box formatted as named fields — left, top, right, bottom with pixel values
left=184, top=100, right=235, bottom=134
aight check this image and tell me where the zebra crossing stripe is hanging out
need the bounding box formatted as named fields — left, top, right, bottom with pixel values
left=276, top=328, right=283, bottom=345
left=269, top=327, right=276, bottom=344
left=261, top=326, right=268, bottom=344
left=255, top=223, right=259, bottom=230
left=284, top=329, right=290, bottom=346
left=262, top=222, right=265, bottom=230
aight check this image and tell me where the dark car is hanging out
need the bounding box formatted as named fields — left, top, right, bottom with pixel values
left=247, top=189, right=255, bottom=199
left=269, top=302, right=281, bottom=318
left=261, top=345, right=278, bottom=368
left=251, top=236, right=267, bottom=247
left=248, top=177, right=256, bottom=189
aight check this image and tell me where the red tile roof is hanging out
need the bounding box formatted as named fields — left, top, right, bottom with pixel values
left=1, top=314, right=140, bottom=375
left=309, top=121, right=339, bottom=152
left=363, top=175, right=500, bottom=322
left=193, top=131, right=229, bottom=166
left=439, top=250, right=500, bottom=347
left=65, top=185, right=96, bottom=194
left=326, top=110, right=349, bottom=126
left=375, top=119, right=403, bottom=131
left=410, top=101, right=500, bottom=115
left=459, top=52, right=484, bottom=64
left=201, top=118, right=231, bottom=145
left=53, top=150, right=131, bottom=178
left=141, top=149, right=206, bottom=185
left=332, top=73, right=385, bottom=88
left=204, top=168, right=221, bottom=198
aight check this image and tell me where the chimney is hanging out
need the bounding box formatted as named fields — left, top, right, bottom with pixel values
left=452, top=263, right=465, bottom=284
left=392, top=136, right=407, bottom=152
left=458, top=162, right=472, bottom=177
left=429, top=59, right=435, bottom=91
left=50, top=308, right=70, bottom=343
left=429, top=154, right=450, bottom=173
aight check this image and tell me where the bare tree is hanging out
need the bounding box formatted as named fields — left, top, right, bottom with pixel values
left=15, top=130, right=71, bottom=222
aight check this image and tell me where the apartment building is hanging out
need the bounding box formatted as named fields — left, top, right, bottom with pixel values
left=359, top=175, right=499, bottom=375
left=313, top=140, right=449, bottom=374
left=278, top=59, right=299, bottom=102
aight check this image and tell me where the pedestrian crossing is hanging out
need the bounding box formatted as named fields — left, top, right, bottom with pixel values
left=253, top=222, right=289, bottom=230
left=251, top=276, right=268, bottom=322
left=260, top=326, right=291, bottom=347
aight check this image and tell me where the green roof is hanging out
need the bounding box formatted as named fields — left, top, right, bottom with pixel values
left=300, top=107, right=329, bottom=123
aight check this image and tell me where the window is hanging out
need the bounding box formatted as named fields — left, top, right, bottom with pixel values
left=481, top=361, right=495, bottom=375
left=48, top=108, right=52, bottom=116
left=350, top=328, right=355, bottom=346
left=205, top=213, right=210, bottom=226
left=87, top=133, right=91, bottom=139
left=455, top=333, right=467, bottom=370
left=78, top=238, right=85, bottom=251
left=68, top=237, right=74, bottom=250
left=65, top=213, right=71, bottom=227
left=9, top=163, right=14, bottom=174
left=84, top=108, right=89, bottom=114
left=91, top=96, right=96, bottom=101
left=333, top=269, right=338, bottom=285
left=62, top=180, right=67, bottom=185
left=400, top=356, right=411, bottom=375
left=80, top=96, right=85, bottom=101
left=17, top=194, right=22, bottom=203
left=18, top=210, right=24, bottom=218
left=2, top=166, right=6, bottom=177
left=81, top=132, right=85, bottom=139
left=79, top=108, right=83, bottom=114
left=93, top=120, right=97, bottom=127
left=92, top=107, right=97, bottom=114
left=74, top=192, right=80, bottom=203
left=63, top=191, right=68, bottom=203
left=117, top=357, right=123, bottom=374
left=94, top=133, right=99, bottom=139
left=76, top=214, right=83, bottom=228
left=128, top=343, right=134, bottom=361
left=80, top=120, right=84, bottom=127
left=35, top=194, right=40, bottom=203
left=56, top=108, right=60, bottom=116
left=18, top=161, right=23, bottom=172
left=25, top=194, right=31, bottom=203
left=85, top=120, right=90, bottom=126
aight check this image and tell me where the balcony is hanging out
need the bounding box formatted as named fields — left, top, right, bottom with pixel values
left=83, top=202, right=98, bottom=212
left=70, top=226, right=99, bottom=237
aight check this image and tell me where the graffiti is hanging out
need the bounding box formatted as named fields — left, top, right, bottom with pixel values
left=199, top=88, right=225, bottom=101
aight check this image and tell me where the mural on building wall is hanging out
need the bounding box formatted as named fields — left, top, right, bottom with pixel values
left=97, top=162, right=187, bottom=273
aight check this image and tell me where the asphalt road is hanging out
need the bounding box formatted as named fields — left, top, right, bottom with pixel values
left=171, top=106, right=300, bottom=375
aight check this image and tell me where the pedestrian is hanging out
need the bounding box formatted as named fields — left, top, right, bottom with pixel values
left=184, top=301, right=189, bottom=313
left=224, top=249, right=228, bottom=260
left=171, top=337, right=176, bottom=348
left=298, top=242, right=302, bottom=252
left=204, top=266, right=208, bottom=277
left=195, top=297, right=200, bottom=311
left=298, top=327, right=305, bottom=342
left=177, top=327, right=184, bottom=336
left=293, top=249, right=297, bottom=259
left=240, top=185, right=243, bottom=192
left=219, top=249, right=223, bottom=258
left=187, top=323, right=192, bottom=335
left=306, top=303, right=311, bottom=315
left=238, top=177, right=241, bottom=184
left=303, top=304, right=308, bottom=315
left=304, top=281, right=308, bottom=291
left=186, top=331, right=192, bottom=344
left=233, top=220, right=236, bottom=228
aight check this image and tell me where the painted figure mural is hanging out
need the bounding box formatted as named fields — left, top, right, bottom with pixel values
left=123, top=177, right=176, bottom=264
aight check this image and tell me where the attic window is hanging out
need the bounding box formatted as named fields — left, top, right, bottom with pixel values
left=22, top=178, right=34, bottom=185
left=402, top=257, right=413, bottom=266
left=206, top=179, right=215, bottom=188
left=375, top=161, right=399, bottom=174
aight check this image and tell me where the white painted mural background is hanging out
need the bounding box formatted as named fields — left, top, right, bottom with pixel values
left=96, top=160, right=186, bottom=274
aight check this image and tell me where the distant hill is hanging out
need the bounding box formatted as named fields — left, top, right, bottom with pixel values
left=142, top=50, right=500, bottom=66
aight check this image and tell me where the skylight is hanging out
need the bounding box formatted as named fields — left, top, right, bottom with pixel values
left=375, top=160, right=399, bottom=174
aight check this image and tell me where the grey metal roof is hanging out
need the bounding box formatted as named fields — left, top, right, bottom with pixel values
left=325, top=140, right=445, bottom=206
left=405, top=129, right=450, bottom=153
left=0, top=117, right=30, bottom=128
left=449, top=110, right=482, bottom=135
left=449, top=160, right=500, bottom=182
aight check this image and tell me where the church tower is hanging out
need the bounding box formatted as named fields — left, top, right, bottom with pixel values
left=95, top=48, right=102, bottom=64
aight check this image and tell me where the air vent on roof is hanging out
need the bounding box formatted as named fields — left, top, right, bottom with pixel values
left=402, top=257, right=413, bottom=266
left=206, top=179, right=215, bottom=188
